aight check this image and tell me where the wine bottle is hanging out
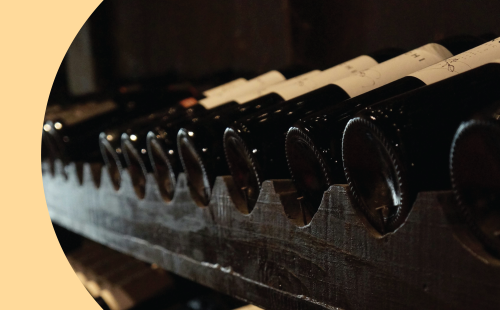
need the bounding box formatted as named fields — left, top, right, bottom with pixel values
left=45, top=70, right=254, bottom=165
left=102, top=108, right=199, bottom=197
left=286, top=38, right=500, bottom=225
left=176, top=48, right=405, bottom=206
left=42, top=126, right=60, bottom=172
left=450, top=100, right=500, bottom=258
left=154, top=70, right=291, bottom=125
left=43, top=105, right=63, bottom=162
left=342, top=60, right=500, bottom=236
left=99, top=113, right=164, bottom=190
left=120, top=129, right=151, bottom=199
left=43, top=100, right=124, bottom=164
left=112, top=70, right=301, bottom=199
left=116, top=69, right=311, bottom=201
left=42, top=80, right=198, bottom=165
left=145, top=69, right=317, bottom=201
left=97, top=75, right=251, bottom=189
left=224, top=36, right=484, bottom=214
left=144, top=68, right=311, bottom=157
left=41, top=133, right=49, bottom=161
left=120, top=114, right=190, bottom=199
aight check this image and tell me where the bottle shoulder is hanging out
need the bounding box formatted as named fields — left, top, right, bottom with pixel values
left=355, top=62, right=500, bottom=133
left=232, top=84, right=350, bottom=129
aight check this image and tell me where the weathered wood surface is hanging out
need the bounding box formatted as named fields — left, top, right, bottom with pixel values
left=43, top=160, right=500, bottom=310
left=67, top=240, right=174, bottom=310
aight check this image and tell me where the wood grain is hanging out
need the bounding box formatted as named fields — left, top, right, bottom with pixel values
left=66, top=240, right=174, bottom=310
left=43, top=160, right=500, bottom=310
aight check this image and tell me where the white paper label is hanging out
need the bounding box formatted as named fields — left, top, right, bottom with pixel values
left=202, top=78, right=247, bottom=98
left=409, top=38, right=500, bottom=85
left=273, top=55, right=380, bottom=100
left=199, top=70, right=286, bottom=109
left=334, top=43, right=453, bottom=98
left=232, top=70, right=322, bottom=103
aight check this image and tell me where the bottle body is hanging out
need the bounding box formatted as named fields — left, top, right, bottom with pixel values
left=43, top=82, right=196, bottom=165
left=121, top=126, right=152, bottom=199
left=100, top=112, right=166, bottom=175
left=96, top=75, right=253, bottom=195
left=285, top=38, right=500, bottom=223
left=224, top=43, right=461, bottom=212
left=176, top=53, right=402, bottom=206
left=224, top=85, right=350, bottom=210
left=285, top=77, right=426, bottom=218
left=145, top=110, right=224, bottom=201
left=147, top=69, right=314, bottom=202
left=177, top=93, right=285, bottom=206
left=147, top=129, right=182, bottom=201
left=450, top=101, right=500, bottom=258
left=44, top=71, right=257, bottom=166
left=43, top=100, right=123, bottom=164
left=115, top=107, right=204, bottom=199
left=342, top=63, right=500, bottom=235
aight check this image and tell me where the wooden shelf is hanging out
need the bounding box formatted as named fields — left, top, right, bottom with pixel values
left=43, top=160, right=500, bottom=310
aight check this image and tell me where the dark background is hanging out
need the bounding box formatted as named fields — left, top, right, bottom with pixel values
left=50, top=0, right=500, bottom=103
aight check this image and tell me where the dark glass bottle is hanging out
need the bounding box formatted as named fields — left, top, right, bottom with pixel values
left=97, top=75, right=257, bottom=190
left=286, top=38, right=500, bottom=224
left=115, top=69, right=305, bottom=199
left=44, top=70, right=253, bottom=166
left=43, top=83, right=196, bottom=165
left=145, top=69, right=315, bottom=202
left=176, top=49, right=405, bottom=207
left=43, top=104, right=65, bottom=163
left=342, top=62, right=500, bottom=236
left=145, top=99, right=252, bottom=202
left=43, top=99, right=124, bottom=164
left=450, top=100, right=500, bottom=258
left=150, top=69, right=302, bottom=125
left=224, top=36, right=485, bottom=214
left=119, top=114, right=193, bottom=200
left=99, top=112, right=166, bottom=191
left=121, top=126, right=152, bottom=199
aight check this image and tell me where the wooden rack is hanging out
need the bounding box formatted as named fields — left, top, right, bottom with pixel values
left=43, top=160, right=500, bottom=310
left=67, top=240, right=174, bottom=310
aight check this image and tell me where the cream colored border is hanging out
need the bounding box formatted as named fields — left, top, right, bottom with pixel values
left=1, top=1, right=102, bottom=308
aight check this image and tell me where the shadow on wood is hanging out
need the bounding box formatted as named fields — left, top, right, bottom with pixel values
left=43, top=160, right=500, bottom=310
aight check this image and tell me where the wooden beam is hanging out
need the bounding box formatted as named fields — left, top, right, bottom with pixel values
left=44, top=160, right=500, bottom=310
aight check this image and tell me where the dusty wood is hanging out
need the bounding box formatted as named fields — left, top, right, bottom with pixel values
left=235, top=305, right=264, bottom=310
left=66, top=239, right=174, bottom=309
left=44, top=160, right=500, bottom=310
left=67, top=241, right=112, bottom=295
